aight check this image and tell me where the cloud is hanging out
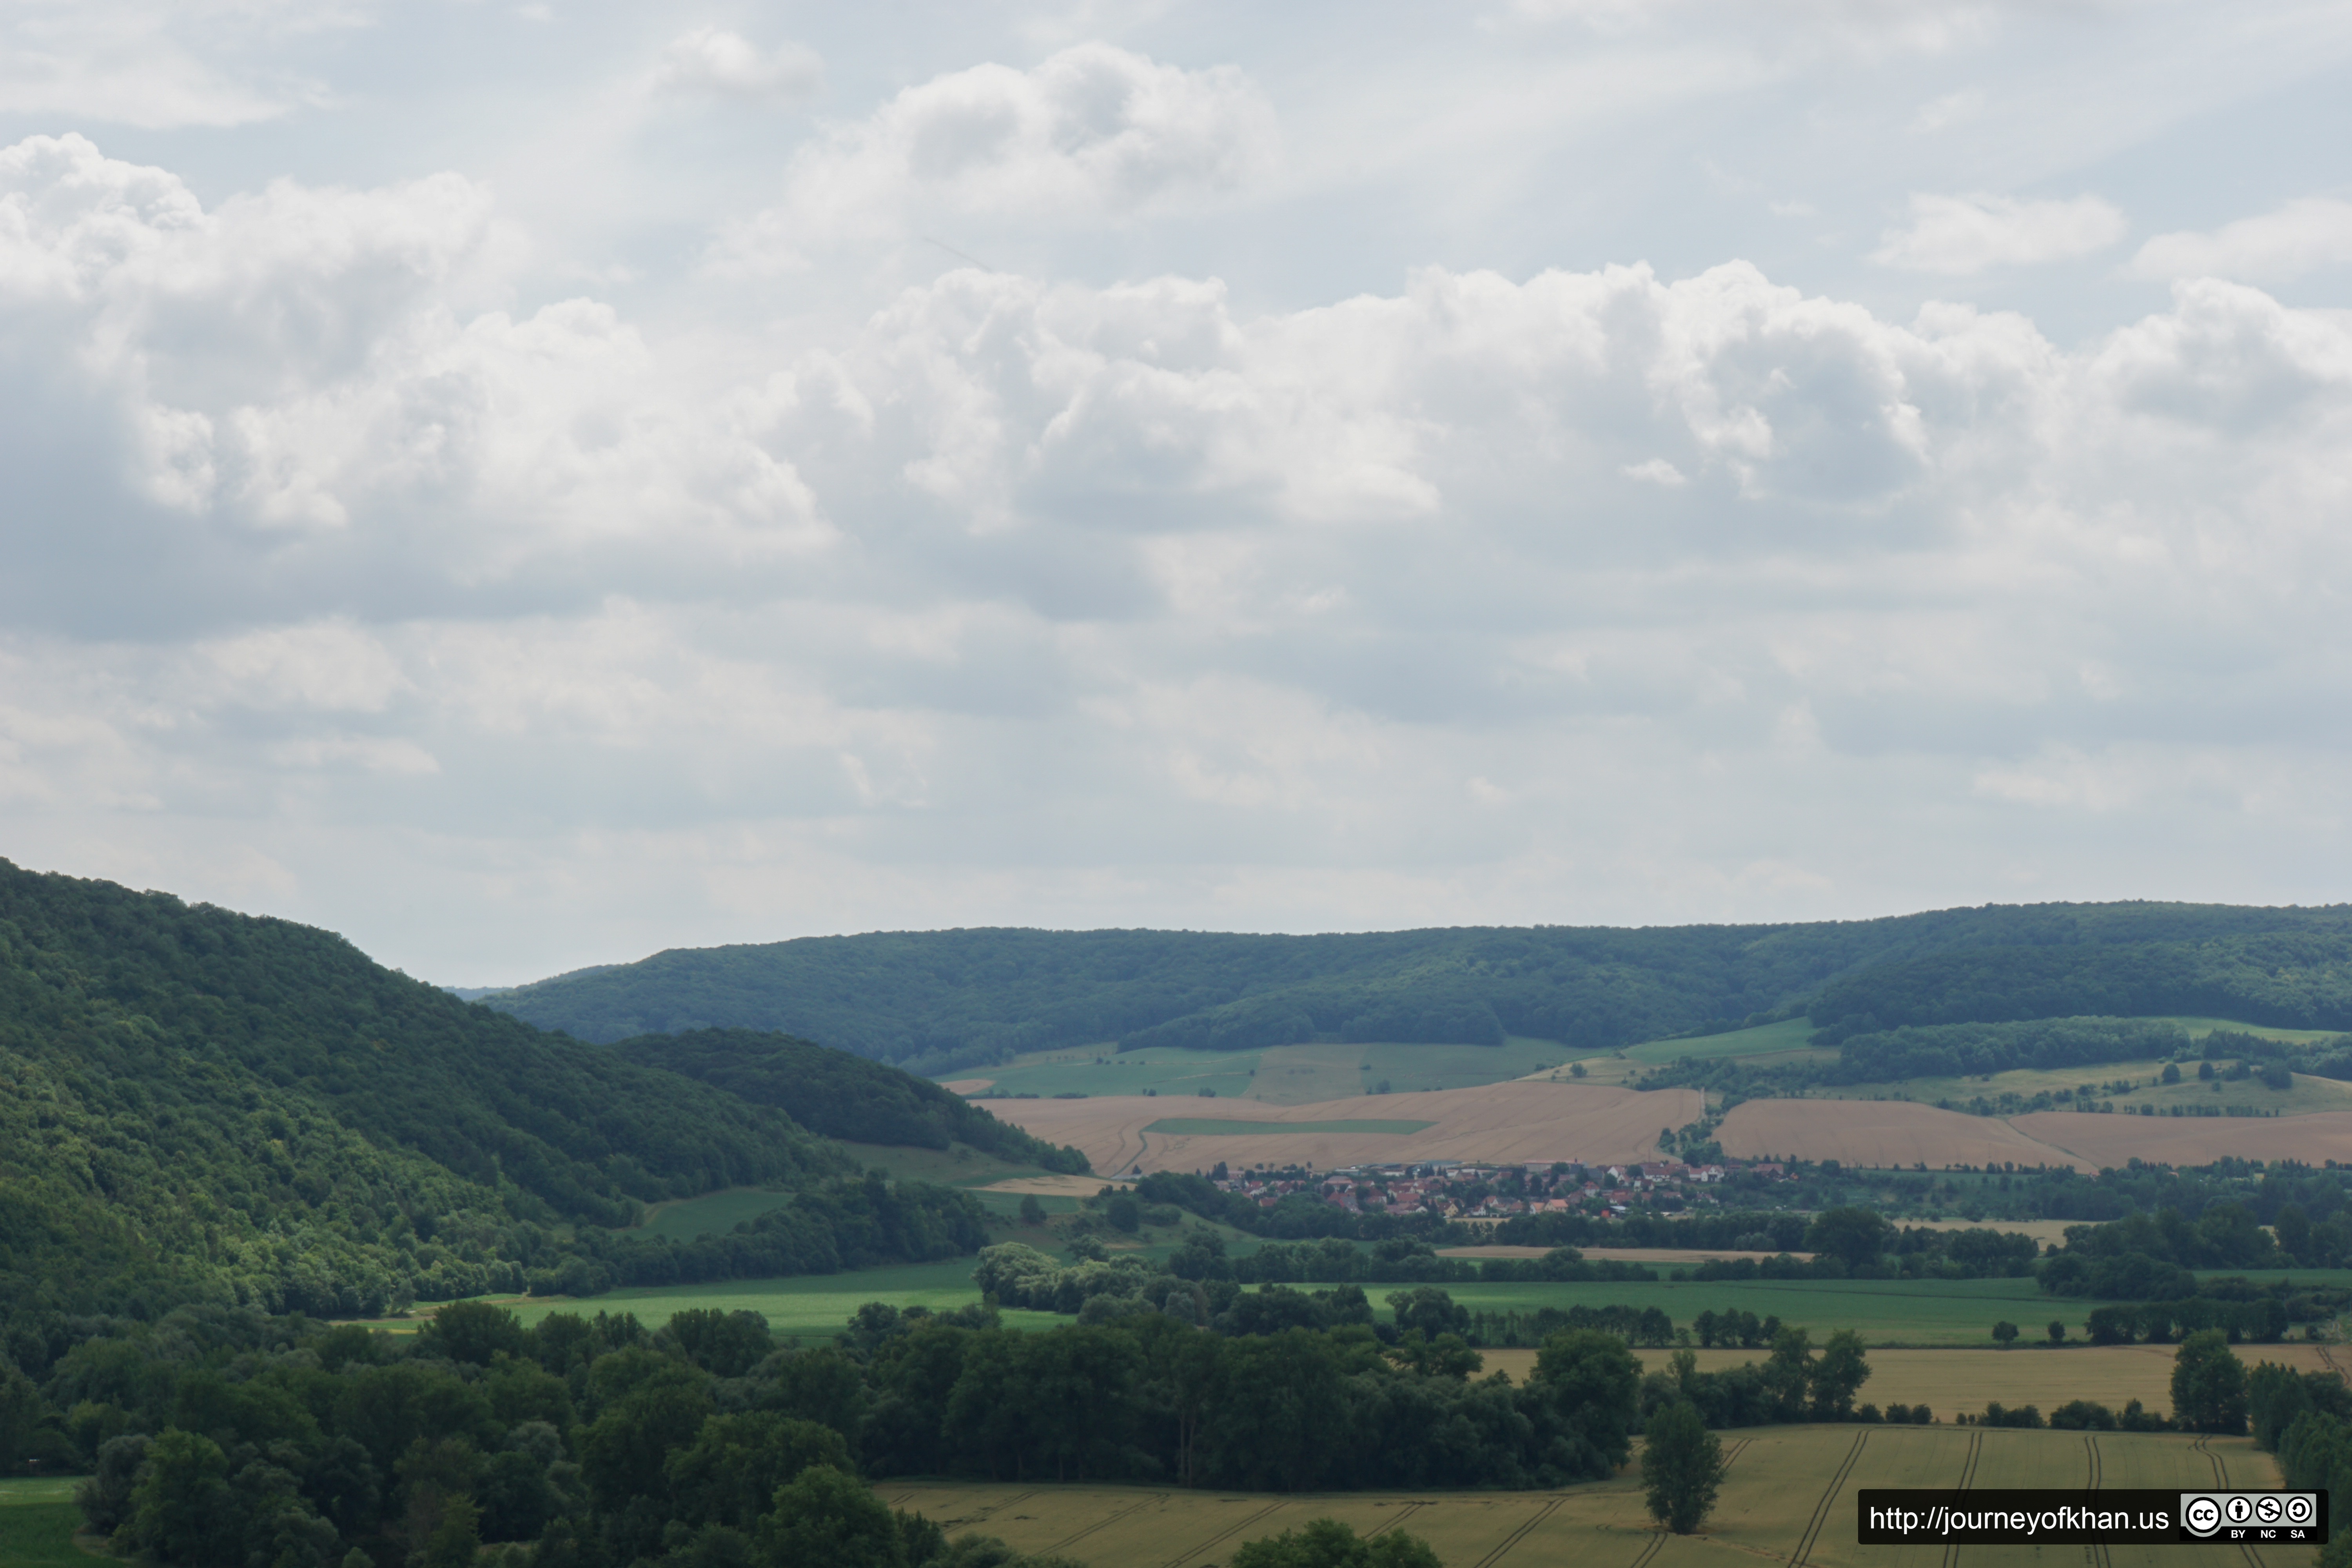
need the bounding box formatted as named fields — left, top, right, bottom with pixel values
left=2130, top=198, right=2352, bottom=283
left=712, top=44, right=1278, bottom=271
left=651, top=28, right=824, bottom=107
left=1870, top=192, right=2128, bottom=273
left=0, top=1, right=356, bottom=129
left=13, top=132, right=2352, bottom=976
left=0, top=135, right=829, bottom=625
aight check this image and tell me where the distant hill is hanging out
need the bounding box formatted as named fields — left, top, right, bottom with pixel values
left=612, top=1027, right=1088, bottom=1172
left=481, top=904, right=2352, bottom=1074
left=0, top=860, right=1030, bottom=1326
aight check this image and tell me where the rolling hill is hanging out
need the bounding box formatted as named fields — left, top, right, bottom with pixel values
left=0, top=859, right=1062, bottom=1326
left=481, top=903, right=2352, bottom=1074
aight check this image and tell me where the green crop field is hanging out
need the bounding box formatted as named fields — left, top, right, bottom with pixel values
left=474, top=1261, right=1062, bottom=1340
left=1142, top=1117, right=1436, bottom=1136
left=0, top=1479, right=91, bottom=1568
left=946, top=1037, right=1583, bottom=1105
left=880, top=1425, right=2276, bottom=1568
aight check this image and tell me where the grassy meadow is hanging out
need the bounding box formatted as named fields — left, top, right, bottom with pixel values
left=880, top=1425, right=2278, bottom=1568
left=0, top=1479, right=92, bottom=1568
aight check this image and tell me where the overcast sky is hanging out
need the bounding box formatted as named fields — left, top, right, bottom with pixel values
left=5, top=0, right=2352, bottom=985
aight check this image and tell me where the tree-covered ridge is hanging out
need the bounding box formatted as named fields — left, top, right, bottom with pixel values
left=1808, top=926, right=2352, bottom=1039
left=612, top=1029, right=1088, bottom=1173
left=0, top=860, right=990, bottom=1323
left=483, top=903, right=2352, bottom=1071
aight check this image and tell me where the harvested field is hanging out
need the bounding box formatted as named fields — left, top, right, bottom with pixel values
left=882, top=1425, right=2276, bottom=1568
left=2013, top=1108, right=2352, bottom=1168
left=939, top=1078, right=993, bottom=1094
left=985, top=1081, right=1701, bottom=1175
left=1718, top=1098, right=2095, bottom=1171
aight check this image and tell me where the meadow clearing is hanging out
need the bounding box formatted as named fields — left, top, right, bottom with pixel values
left=879, top=1425, right=2281, bottom=1568
left=0, top=1478, right=90, bottom=1568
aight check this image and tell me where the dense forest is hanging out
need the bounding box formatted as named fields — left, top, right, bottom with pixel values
left=481, top=904, right=2352, bottom=1073
left=0, top=862, right=1062, bottom=1333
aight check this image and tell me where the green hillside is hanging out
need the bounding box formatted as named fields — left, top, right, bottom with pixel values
left=612, top=1028, right=1088, bottom=1172
left=482, top=903, right=2352, bottom=1074
left=0, top=860, right=996, bottom=1325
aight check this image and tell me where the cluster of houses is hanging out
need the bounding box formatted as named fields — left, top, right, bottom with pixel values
left=1209, top=1157, right=1788, bottom=1221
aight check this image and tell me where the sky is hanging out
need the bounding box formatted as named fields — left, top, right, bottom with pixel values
left=4, top=1, right=2352, bottom=985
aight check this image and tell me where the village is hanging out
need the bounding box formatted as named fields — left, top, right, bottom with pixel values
left=1207, top=1156, right=1791, bottom=1221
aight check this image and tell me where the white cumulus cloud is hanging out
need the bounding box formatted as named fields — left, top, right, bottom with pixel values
left=2130, top=198, right=2352, bottom=283
left=1870, top=192, right=2127, bottom=274
left=712, top=44, right=1278, bottom=271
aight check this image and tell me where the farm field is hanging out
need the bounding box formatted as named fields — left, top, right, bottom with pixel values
left=1720, top=1098, right=2098, bottom=1170
left=984, top=1080, right=1701, bottom=1175
left=0, top=1478, right=90, bottom=1568
left=1435, top=1274, right=2116, bottom=1347
left=1824, top=1059, right=2352, bottom=1118
left=880, top=1426, right=2278, bottom=1568
left=945, top=1037, right=1584, bottom=1104
left=1467, top=1343, right=2343, bottom=1419
left=2015, top=1109, right=2352, bottom=1168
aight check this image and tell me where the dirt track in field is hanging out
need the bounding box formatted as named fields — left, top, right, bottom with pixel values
left=982, top=1080, right=1701, bottom=1175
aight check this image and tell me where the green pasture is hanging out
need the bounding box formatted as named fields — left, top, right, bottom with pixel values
left=494, top=1261, right=1055, bottom=1340
left=945, top=1036, right=1581, bottom=1105
left=0, top=1479, right=89, bottom=1568
left=1619, top=1017, right=1818, bottom=1064
left=1822, top=1057, right=2352, bottom=1116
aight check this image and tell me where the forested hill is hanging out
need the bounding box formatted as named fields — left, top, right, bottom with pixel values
left=483, top=904, right=2352, bottom=1073
left=612, top=1029, right=1088, bottom=1172
left=0, top=860, right=1007, bottom=1326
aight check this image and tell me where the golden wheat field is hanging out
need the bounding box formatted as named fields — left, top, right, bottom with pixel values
left=2010, top=1109, right=2352, bottom=1169
left=1717, top=1099, right=2100, bottom=1171
left=984, top=1081, right=1702, bottom=1175
left=882, top=1425, right=2281, bottom=1568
